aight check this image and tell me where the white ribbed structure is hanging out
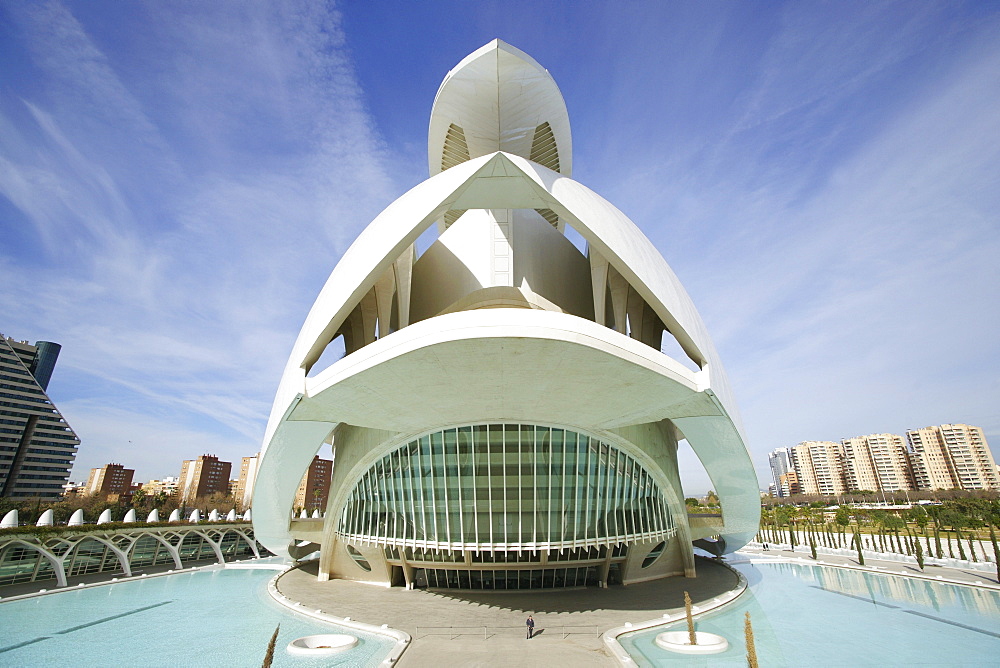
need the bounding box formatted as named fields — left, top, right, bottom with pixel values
left=254, top=40, right=758, bottom=590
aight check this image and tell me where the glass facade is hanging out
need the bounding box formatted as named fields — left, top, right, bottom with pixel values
left=337, top=424, right=675, bottom=551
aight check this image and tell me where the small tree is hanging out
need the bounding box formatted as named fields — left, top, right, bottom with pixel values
left=915, top=537, right=924, bottom=571
left=745, top=612, right=758, bottom=668
left=262, top=624, right=280, bottom=668
left=990, top=525, right=1000, bottom=584
left=810, top=533, right=817, bottom=560
left=968, top=533, right=978, bottom=562
left=854, top=530, right=865, bottom=566
left=684, top=591, right=696, bottom=645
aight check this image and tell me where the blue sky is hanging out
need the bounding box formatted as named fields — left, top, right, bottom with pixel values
left=1, top=1, right=998, bottom=494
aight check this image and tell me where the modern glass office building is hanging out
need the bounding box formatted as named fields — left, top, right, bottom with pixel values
left=253, top=41, right=759, bottom=590
left=0, top=335, right=79, bottom=498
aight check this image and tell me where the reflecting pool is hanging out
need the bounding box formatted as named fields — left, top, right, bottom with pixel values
left=621, top=559, right=1000, bottom=667
left=0, top=566, right=394, bottom=667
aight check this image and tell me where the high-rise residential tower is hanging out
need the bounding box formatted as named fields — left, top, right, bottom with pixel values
left=178, top=454, right=232, bottom=504
left=0, top=335, right=80, bottom=498
left=84, top=462, right=135, bottom=497
left=841, top=433, right=913, bottom=493
left=294, top=456, right=333, bottom=513
left=768, top=448, right=793, bottom=498
left=235, top=454, right=260, bottom=511
left=790, top=441, right=848, bottom=496
left=907, top=424, right=999, bottom=491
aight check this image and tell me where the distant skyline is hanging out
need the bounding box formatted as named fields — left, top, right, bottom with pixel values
left=2, top=1, right=998, bottom=494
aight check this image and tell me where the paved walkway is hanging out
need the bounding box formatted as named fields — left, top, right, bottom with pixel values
left=275, top=558, right=741, bottom=667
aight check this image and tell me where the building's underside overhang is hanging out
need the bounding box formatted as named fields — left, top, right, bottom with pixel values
left=254, top=308, right=759, bottom=558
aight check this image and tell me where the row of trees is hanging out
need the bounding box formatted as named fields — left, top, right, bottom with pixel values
left=756, top=498, right=1000, bottom=580
left=761, top=488, right=998, bottom=508
left=0, top=490, right=240, bottom=526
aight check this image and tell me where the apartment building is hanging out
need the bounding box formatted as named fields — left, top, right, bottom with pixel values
left=0, top=335, right=80, bottom=498
left=841, top=433, right=914, bottom=493
left=234, top=454, right=260, bottom=510
left=294, top=456, right=333, bottom=513
left=907, top=424, right=1000, bottom=491
left=178, top=455, right=232, bottom=504
left=84, top=462, right=135, bottom=496
left=789, top=441, right=848, bottom=496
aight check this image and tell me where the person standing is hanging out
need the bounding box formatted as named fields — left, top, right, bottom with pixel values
left=526, top=614, right=535, bottom=639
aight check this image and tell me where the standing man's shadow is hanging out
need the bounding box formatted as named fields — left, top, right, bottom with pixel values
left=530, top=629, right=545, bottom=639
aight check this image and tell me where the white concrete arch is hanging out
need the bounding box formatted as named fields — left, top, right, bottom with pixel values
left=190, top=529, right=225, bottom=563
left=219, top=529, right=260, bottom=559
left=125, top=532, right=182, bottom=570
left=59, top=535, right=132, bottom=578
left=230, top=528, right=261, bottom=558
left=0, top=539, right=66, bottom=587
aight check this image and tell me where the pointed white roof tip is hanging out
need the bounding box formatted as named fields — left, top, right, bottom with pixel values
left=68, top=509, right=84, bottom=526
left=36, top=509, right=54, bottom=527
left=449, top=38, right=549, bottom=77
left=147, top=508, right=160, bottom=523
left=123, top=509, right=137, bottom=523
left=1, top=509, right=18, bottom=529
left=168, top=508, right=181, bottom=522
left=97, top=509, right=113, bottom=525
left=429, top=39, right=572, bottom=179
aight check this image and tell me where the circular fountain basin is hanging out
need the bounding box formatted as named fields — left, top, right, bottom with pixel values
left=654, top=631, right=729, bottom=654
left=286, top=634, right=358, bottom=656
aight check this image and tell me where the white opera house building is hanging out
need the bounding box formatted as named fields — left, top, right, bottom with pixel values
left=253, top=40, right=759, bottom=590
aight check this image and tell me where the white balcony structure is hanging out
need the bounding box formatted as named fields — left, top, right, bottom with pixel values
left=254, top=40, right=758, bottom=590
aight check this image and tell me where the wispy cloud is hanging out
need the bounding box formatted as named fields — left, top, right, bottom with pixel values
left=558, top=3, right=1000, bottom=491
left=0, top=1, right=394, bottom=480
left=1, top=1, right=997, bottom=496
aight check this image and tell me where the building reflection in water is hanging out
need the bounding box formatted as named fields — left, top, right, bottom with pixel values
left=770, top=561, right=1000, bottom=616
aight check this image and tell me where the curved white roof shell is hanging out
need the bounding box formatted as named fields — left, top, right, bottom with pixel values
left=428, top=40, right=572, bottom=177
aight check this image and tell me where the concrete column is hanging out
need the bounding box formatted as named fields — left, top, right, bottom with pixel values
left=360, top=289, right=378, bottom=345
left=374, top=267, right=396, bottom=337
left=589, top=250, right=609, bottom=327
left=608, top=266, right=629, bottom=335
left=393, top=245, right=414, bottom=329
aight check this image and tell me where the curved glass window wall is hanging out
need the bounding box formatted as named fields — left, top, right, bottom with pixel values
left=337, top=424, right=676, bottom=551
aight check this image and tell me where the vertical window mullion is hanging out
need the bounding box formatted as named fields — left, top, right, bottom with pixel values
left=471, top=427, right=479, bottom=548
left=377, top=458, right=387, bottom=542
left=486, top=427, right=493, bottom=547
left=561, top=432, right=568, bottom=544
left=584, top=438, right=592, bottom=542
left=547, top=428, right=553, bottom=546
left=442, top=431, right=451, bottom=547
left=604, top=446, right=615, bottom=541
left=517, top=425, right=523, bottom=549
left=389, top=451, right=399, bottom=541
left=501, top=425, right=508, bottom=546
left=428, top=438, right=438, bottom=545
left=533, top=426, right=539, bottom=547
left=367, top=469, right=376, bottom=539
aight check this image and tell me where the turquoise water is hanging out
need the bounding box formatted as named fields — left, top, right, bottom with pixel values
left=621, top=560, right=1000, bottom=667
left=0, top=566, right=394, bottom=667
